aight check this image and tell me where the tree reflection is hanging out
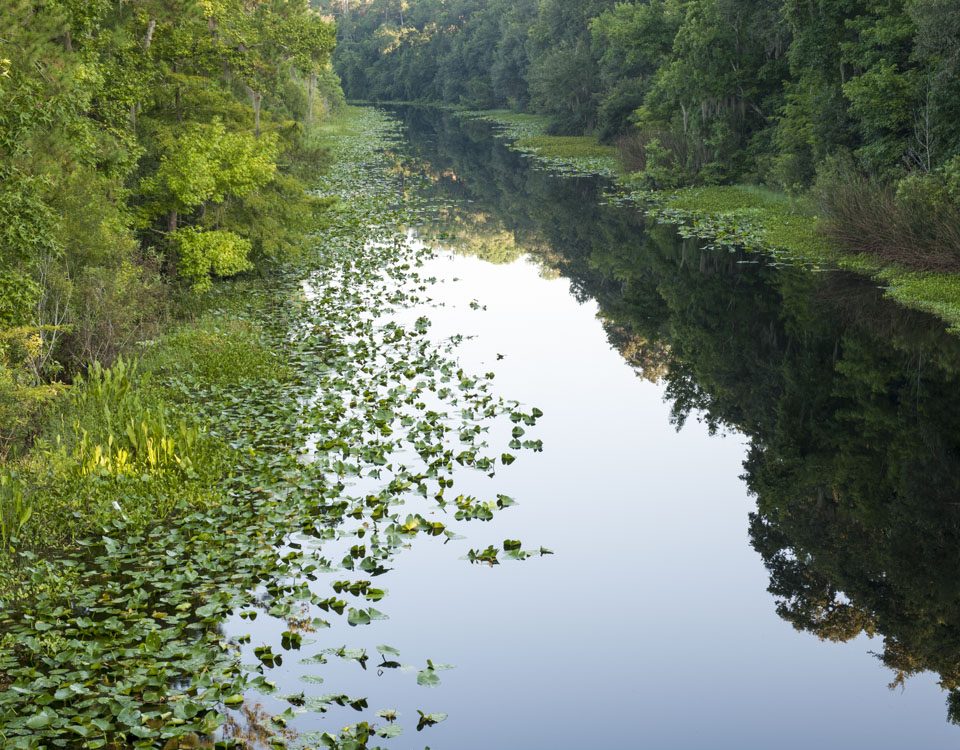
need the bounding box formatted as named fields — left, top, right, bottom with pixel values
left=396, top=105, right=960, bottom=722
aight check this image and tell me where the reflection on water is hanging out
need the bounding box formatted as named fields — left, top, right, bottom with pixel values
left=392, top=105, right=960, bottom=738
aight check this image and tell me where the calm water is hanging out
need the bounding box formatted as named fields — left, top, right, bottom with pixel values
left=234, top=108, right=960, bottom=748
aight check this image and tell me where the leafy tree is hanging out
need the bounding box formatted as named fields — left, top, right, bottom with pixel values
left=0, top=0, right=341, bottom=452
left=590, top=0, right=676, bottom=139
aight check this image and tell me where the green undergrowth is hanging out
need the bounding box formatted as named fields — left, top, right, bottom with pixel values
left=0, top=106, right=546, bottom=749
left=620, top=183, right=960, bottom=332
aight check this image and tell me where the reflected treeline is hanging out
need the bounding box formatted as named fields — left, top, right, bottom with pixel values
left=393, top=106, right=960, bottom=722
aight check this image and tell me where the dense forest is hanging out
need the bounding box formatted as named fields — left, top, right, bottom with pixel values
left=1, top=0, right=342, bottom=456
left=327, top=0, right=960, bottom=266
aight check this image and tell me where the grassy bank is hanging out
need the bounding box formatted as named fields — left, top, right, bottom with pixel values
left=638, top=185, right=960, bottom=331
left=461, top=111, right=621, bottom=177
left=465, top=109, right=960, bottom=332
left=0, top=107, right=370, bottom=745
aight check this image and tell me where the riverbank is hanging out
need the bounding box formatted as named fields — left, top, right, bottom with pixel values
left=463, top=109, right=960, bottom=332
left=0, top=106, right=542, bottom=747
left=0, top=107, right=372, bottom=745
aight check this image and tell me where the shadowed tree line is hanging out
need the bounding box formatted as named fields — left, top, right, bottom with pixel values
left=323, top=0, right=960, bottom=190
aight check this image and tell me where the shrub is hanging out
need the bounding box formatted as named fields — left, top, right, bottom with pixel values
left=818, top=156, right=960, bottom=271
left=174, top=228, right=254, bottom=292
left=5, top=358, right=231, bottom=553
left=616, top=131, right=648, bottom=173
left=0, top=328, right=63, bottom=459
left=57, top=257, right=167, bottom=371
left=621, top=115, right=691, bottom=188
left=644, top=137, right=688, bottom=189
left=221, top=173, right=327, bottom=267
left=0, top=471, right=32, bottom=553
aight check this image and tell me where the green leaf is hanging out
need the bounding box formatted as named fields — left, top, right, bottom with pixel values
left=417, top=668, right=440, bottom=687
left=26, top=710, right=54, bottom=730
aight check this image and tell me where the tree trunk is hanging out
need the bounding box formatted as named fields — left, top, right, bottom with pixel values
left=249, top=88, right=263, bottom=137
left=168, top=210, right=178, bottom=233
left=308, top=72, right=317, bottom=125
left=143, top=19, right=157, bottom=51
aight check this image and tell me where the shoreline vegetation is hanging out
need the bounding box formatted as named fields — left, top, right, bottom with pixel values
left=453, top=108, right=960, bottom=332
left=0, top=105, right=370, bottom=744
left=1, top=3, right=550, bottom=742
left=1, top=1, right=344, bottom=465
left=2, top=0, right=959, bottom=742
left=0, top=104, right=545, bottom=748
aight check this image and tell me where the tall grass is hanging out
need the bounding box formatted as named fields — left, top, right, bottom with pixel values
left=0, top=472, right=32, bottom=553
left=818, top=167, right=960, bottom=272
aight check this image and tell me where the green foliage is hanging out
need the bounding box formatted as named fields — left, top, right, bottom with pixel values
left=57, top=359, right=190, bottom=472
left=330, top=0, right=539, bottom=108
left=143, top=316, right=289, bottom=388
left=0, top=0, right=342, bottom=454
left=0, top=107, right=546, bottom=747
left=173, top=228, right=254, bottom=292
left=0, top=329, right=64, bottom=459
left=330, top=0, right=960, bottom=194
left=142, top=123, right=280, bottom=216
left=0, top=471, right=33, bottom=554
left=3, top=356, right=231, bottom=552
left=220, top=172, right=332, bottom=266
left=590, top=0, right=675, bottom=138
left=464, top=111, right=620, bottom=177
left=817, top=153, right=960, bottom=274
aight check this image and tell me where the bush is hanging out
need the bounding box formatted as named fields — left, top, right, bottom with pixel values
left=5, top=357, right=232, bottom=552
left=0, top=471, right=32, bottom=554
left=621, top=111, right=693, bottom=188
left=284, top=129, right=334, bottom=182
left=0, top=329, right=63, bottom=459
left=173, top=228, right=254, bottom=292
left=221, top=173, right=327, bottom=267
left=57, top=256, right=167, bottom=371
left=817, top=155, right=960, bottom=271
left=645, top=137, right=688, bottom=188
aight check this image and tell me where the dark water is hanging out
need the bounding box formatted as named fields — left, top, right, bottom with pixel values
left=242, top=107, right=960, bottom=748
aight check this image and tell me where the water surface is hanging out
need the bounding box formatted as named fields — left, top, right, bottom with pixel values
left=238, top=107, right=960, bottom=749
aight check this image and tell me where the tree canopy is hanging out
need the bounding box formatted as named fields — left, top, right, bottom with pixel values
left=325, top=0, right=960, bottom=189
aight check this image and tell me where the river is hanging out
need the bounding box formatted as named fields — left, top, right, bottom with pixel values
left=229, top=106, right=960, bottom=749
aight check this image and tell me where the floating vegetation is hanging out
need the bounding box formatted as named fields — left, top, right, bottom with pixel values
left=0, top=108, right=545, bottom=748
left=457, top=111, right=620, bottom=178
